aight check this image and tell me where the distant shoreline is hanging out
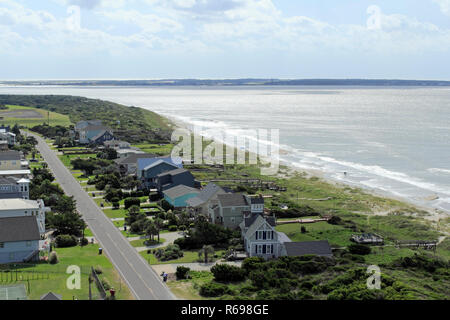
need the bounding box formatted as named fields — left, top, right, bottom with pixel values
left=166, top=113, right=449, bottom=220
left=2, top=79, right=450, bottom=87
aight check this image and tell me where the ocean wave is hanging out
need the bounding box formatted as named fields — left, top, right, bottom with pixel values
left=427, top=168, right=450, bottom=175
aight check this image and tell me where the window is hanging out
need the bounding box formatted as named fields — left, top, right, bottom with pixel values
left=0, top=242, right=4, bottom=248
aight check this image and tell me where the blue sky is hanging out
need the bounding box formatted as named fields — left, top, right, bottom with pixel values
left=1, top=0, right=450, bottom=80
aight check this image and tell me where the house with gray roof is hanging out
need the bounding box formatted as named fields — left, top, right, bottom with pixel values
left=40, top=292, right=62, bottom=300
left=163, top=185, right=200, bottom=208
left=208, top=193, right=266, bottom=230
left=138, top=157, right=183, bottom=189
left=155, top=168, right=197, bottom=193
left=115, top=153, right=157, bottom=175
left=240, top=213, right=284, bottom=259
left=186, top=183, right=229, bottom=215
left=0, top=198, right=49, bottom=234
left=239, top=212, right=333, bottom=260
left=281, top=240, right=333, bottom=258
left=209, top=193, right=250, bottom=229
left=77, top=123, right=114, bottom=144
left=0, top=176, right=30, bottom=199
left=0, top=216, right=40, bottom=263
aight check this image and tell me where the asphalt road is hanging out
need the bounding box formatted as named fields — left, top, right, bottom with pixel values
left=27, top=131, right=175, bottom=300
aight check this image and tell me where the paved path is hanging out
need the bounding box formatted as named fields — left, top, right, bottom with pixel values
left=134, top=232, right=184, bottom=252
left=27, top=131, right=175, bottom=300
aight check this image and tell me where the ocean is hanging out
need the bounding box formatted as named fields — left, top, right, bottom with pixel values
left=1, top=85, right=449, bottom=213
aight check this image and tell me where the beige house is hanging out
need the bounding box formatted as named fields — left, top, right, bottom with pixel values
left=0, top=151, right=22, bottom=171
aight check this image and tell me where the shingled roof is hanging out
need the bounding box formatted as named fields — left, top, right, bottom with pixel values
left=217, top=193, right=248, bottom=207
left=0, top=216, right=40, bottom=242
left=284, top=240, right=333, bottom=257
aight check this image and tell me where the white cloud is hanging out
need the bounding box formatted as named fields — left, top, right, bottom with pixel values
left=433, top=0, right=450, bottom=16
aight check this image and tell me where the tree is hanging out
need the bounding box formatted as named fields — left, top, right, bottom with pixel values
left=12, top=123, right=20, bottom=135
left=154, top=217, right=164, bottom=242
left=199, top=245, right=215, bottom=264
left=145, top=221, right=158, bottom=242
left=47, top=211, right=86, bottom=237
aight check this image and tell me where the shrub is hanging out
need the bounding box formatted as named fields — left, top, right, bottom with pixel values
left=327, top=215, right=343, bottom=225
left=55, top=234, right=78, bottom=248
left=80, top=237, right=89, bottom=246
left=154, top=244, right=183, bottom=261
left=211, top=264, right=246, bottom=282
left=124, top=197, right=140, bottom=209
left=101, top=278, right=111, bottom=290
left=49, top=251, right=59, bottom=264
left=94, top=266, right=103, bottom=274
left=176, top=266, right=190, bottom=280
left=160, top=199, right=174, bottom=211
left=348, top=244, right=371, bottom=255
left=168, top=225, right=178, bottom=232
left=199, top=282, right=232, bottom=297
left=242, top=257, right=265, bottom=274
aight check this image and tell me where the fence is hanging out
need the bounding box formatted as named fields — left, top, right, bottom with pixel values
left=90, top=267, right=107, bottom=300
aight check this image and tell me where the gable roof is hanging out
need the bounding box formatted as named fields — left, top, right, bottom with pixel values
left=0, top=176, right=18, bottom=184
left=143, top=159, right=179, bottom=172
left=138, top=157, right=182, bottom=171
left=163, top=185, right=199, bottom=199
left=244, top=214, right=272, bottom=239
left=157, top=168, right=189, bottom=178
left=0, top=150, right=21, bottom=161
left=40, top=292, right=62, bottom=300
left=186, top=183, right=226, bottom=207
left=82, top=124, right=109, bottom=132
left=284, top=240, right=332, bottom=257
left=0, top=216, right=40, bottom=242
left=91, top=130, right=114, bottom=142
left=248, top=195, right=264, bottom=204
left=217, top=193, right=248, bottom=207
left=115, top=153, right=157, bottom=165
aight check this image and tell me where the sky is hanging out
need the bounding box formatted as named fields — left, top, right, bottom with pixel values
left=1, top=0, right=450, bottom=80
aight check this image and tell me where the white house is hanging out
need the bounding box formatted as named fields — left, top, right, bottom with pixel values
left=240, top=213, right=283, bottom=259
left=240, top=213, right=333, bottom=260
left=0, top=198, right=49, bottom=235
left=0, top=176, right=30, bottom=199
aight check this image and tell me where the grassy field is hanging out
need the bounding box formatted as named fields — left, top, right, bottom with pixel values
left=131, top=143, right=174, bottom=156
left=129, top=238, right=165, bottom=247
left=140, top=249, right=225, bottom=265
left=0, top=105, right=72, bottom=127
left=0, top=245, right=133, bottom=300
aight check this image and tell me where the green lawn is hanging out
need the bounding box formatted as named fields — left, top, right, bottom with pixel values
left=276, top=221, right=354, bottom=247
left=58, top=154, right=96, bottom=167
left=131, top=143, right=173, bottom=156
left=103, top=208, right=127, bottom=219
left=129, top=238, right=165, bottom=248
left=140, top=249, right=225, bottom=265
left=0, top=105, right=72, bottom=127
left=0, top=245, right=133, bottom=300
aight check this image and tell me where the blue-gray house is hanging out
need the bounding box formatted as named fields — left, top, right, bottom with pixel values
left=137, top=157, right=183, bottom=189
left=0, top=216, right=40, bottom=264
left=155, top=168, right=197, bottom=192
